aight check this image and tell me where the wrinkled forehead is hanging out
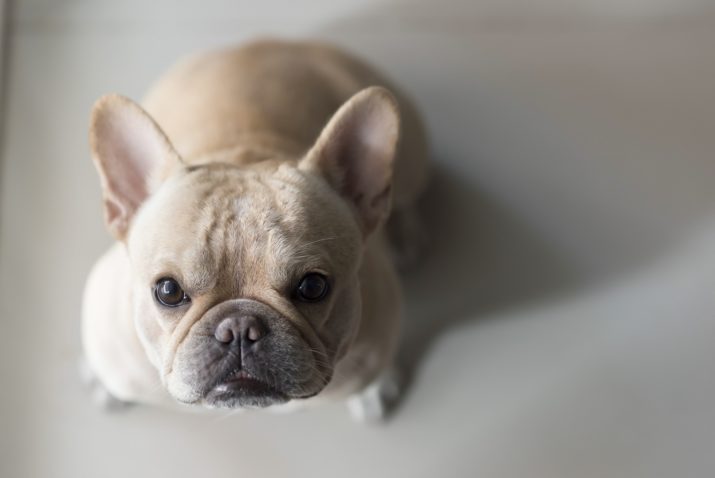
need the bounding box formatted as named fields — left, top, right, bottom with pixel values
left=128, top=163, right=361, bottom=287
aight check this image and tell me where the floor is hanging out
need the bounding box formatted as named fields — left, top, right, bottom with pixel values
left=2, top=0, right=715, bottom=477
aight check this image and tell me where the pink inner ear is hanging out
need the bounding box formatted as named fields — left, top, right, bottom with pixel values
left=358, top=108, right=395, bottom=151
left=303, top=88, right=399, bottom=234
left=349, top=109, right=396, bottom=190
left=107, top=110, right=164, bottom=210
left=91, top=95, right=177, bottom=238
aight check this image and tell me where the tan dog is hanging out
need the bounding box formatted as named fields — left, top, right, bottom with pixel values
left=82, top=39, right=428, bottom=421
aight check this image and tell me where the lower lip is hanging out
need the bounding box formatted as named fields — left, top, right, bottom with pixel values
left=214, top=377, right=272, bottom=393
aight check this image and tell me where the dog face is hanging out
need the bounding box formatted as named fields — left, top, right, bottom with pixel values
left=89, top=87, right=399, bottom=408
left=128, top=162, right=364, bottom=407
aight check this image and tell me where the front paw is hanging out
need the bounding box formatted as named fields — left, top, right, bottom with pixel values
left=347, top=366, right=403, bottom=423
left=77, top=357, right=132, bottom=411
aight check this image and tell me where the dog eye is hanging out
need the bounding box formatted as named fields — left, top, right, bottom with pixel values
left=154, top=278, right=191, bottom=307
left=296, top=273, right=330, bottom=302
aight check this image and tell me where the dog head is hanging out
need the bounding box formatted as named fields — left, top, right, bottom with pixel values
left=88, top=87, right=399, bottom=408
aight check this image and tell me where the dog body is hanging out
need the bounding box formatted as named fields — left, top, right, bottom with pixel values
left=82, top=40, right=428, bottom=417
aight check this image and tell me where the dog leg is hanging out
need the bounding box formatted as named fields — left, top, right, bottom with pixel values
left=346, top=366, right=403, bottom=423
left=78, top=357, right=132, bottom=411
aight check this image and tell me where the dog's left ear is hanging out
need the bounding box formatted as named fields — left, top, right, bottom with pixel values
left=89, top=94, right=180, bottom=241
left=300, top=86, right=400, bottom=236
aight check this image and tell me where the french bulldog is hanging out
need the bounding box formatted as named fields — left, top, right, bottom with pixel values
left=82, top=39, right=429, bottom=421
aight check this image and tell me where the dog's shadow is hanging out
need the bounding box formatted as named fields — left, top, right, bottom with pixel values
left=308, top=2, right=588, bottom=391
left=395, top=164, right=584, bottom=393
left=307, top=0, right=607, bottom=417
left=309, top=0, right=715, bottom=420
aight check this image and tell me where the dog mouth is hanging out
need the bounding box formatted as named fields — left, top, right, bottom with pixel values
left=213, top=369, right=277, bottom=395
left=204, top=369, right=289, bottom=408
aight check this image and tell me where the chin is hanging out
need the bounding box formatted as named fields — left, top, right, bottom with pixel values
left=203, top=375, right=290, bottom=409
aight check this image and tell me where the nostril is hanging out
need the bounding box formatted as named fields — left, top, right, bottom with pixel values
left=214, top=316, right=266, bottom=345
left=214, top=318, right=237, bottom=344
left=246, top=325, right=261, bottom=342
left=239, top=316, right=266, bottom=344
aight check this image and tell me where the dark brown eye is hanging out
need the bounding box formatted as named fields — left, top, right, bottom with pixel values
left=296, top=273, right=329, bottom=302
left=155, top=278, right=190, bottom=307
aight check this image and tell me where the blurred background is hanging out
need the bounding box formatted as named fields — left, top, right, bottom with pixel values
left=1, top=0, right=715, bottom=476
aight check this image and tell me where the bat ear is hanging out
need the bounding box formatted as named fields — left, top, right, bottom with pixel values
left=300, top=86, right=400, bottom=236
left=89, top=94, right=180, bottom=240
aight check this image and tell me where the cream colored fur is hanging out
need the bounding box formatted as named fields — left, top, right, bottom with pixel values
left=82, top=39, right=429, bottom=418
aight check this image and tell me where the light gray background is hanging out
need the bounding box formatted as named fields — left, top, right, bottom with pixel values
left=2, top=0, right=715, bottom=477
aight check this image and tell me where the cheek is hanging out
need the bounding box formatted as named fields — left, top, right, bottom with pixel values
left=131, top=286, right=172, bottom=370
left=319, top=283, right=362, bottom=360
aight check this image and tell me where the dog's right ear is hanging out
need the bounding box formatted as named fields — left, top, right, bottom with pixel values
left=89, top=94, right=180, bottom=241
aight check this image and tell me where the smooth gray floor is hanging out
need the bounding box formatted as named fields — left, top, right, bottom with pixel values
left=2, top=1, right=715, bottom=477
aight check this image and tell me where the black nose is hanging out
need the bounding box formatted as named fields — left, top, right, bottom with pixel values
left=214, top=316, right=266, bottom=346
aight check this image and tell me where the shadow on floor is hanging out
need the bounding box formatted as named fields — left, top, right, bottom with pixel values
left=312, top=0, right=715, bottom=413
left=395, top=163, right=585, bottom=389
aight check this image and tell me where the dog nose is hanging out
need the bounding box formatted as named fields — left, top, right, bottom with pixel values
left=214, top=316, right=266, bottom=345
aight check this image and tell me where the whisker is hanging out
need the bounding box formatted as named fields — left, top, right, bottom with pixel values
left=299, top=236, right=343, bottom=248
